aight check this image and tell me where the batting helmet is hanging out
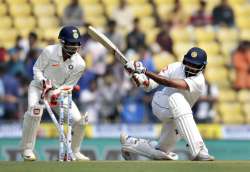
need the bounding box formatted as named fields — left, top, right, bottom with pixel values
left=183, top=47, right=207, bottom=77
left=58, top=26, right=81, bottom=56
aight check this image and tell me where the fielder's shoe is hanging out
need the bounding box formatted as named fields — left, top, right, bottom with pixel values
left=192, top=149, right=215, bottom=161
left=22, top=149, right=36, bottom=161
left=73, top=152, right=90, bottom=161
left=120, top=133, right=178, bottom=160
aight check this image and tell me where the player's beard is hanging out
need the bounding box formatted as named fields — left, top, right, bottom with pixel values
left=62, top=45, right=80, bottom=57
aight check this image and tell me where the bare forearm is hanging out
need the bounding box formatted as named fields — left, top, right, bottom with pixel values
left=145, top=71, right=189, bottom=90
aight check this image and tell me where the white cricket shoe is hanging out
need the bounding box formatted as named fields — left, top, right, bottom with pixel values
left=22, top=149, right=36, bottom=161
left=120, top=133, right=178, bottom=160
left=73, top=152, right=90, bottom=161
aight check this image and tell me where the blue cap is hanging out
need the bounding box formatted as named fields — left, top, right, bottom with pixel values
left=183, top=47, right=207, bottom=66
left=58, top=26, right=81, bottom=44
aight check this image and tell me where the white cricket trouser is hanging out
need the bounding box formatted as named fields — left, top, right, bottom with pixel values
left=152, top=91, right=173, bottom=121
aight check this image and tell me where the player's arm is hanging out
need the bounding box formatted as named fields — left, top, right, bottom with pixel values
left=125, top=60, right=189, bottom=90
left=145, top=71, right=189, bottom=90
left=33, top=49, right=53, bottom=98
left=33, top=49, right=49, bottom=82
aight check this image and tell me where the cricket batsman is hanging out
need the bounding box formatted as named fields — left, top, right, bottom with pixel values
left=121, top=47, right=214, bottom=161
left=21, top=26, right=89, bottom=161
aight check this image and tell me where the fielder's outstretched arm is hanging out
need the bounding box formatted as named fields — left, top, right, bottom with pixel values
left=145, top=71, right=189, bottom=90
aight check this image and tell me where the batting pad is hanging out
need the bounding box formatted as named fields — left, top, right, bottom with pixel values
left=168, top=93, right=207, bottom=157
left=71, top=120, right=85, bottom=153
left=175, top=114, right=206, bottom=157
left=21, top=106, right=43, bottom=150
left=121, top=137, right=178, bottom=160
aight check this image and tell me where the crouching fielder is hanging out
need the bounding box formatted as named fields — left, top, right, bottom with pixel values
left=121, top=47, right=214, bottom=161
left=21, top=26, right=89, bottom=161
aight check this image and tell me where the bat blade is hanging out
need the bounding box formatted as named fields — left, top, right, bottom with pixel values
left=87, top=26, right=128, bottom=65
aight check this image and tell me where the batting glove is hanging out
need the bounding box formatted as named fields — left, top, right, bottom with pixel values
left=124, top=61, right=146, bottom=74
left=131, top=73, right=149, bottom=88
left=124, top=60, right=136, bottom=74
left=134, top=61, right=146, bottom=74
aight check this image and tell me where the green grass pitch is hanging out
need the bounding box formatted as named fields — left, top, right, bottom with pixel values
left=1, top=161, right=250, bottom=172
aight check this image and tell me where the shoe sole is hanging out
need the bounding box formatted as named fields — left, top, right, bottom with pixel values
left=192, top=155, right=215, bottom=161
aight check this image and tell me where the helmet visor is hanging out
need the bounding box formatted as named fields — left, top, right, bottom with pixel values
left=183, top=60, right=205, bottom=77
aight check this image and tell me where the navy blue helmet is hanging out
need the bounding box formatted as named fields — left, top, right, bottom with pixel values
left=58, top=26, right=81, bottom=56
left=183, top=47, right=207, bottom=77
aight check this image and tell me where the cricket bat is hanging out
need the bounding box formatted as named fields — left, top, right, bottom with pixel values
left=87, top=26, right=128, bottom=65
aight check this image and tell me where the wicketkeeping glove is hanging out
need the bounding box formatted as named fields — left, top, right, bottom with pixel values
left=46, top=88, right=61, bottom=107
left=41, top=79, right=53, bottom=99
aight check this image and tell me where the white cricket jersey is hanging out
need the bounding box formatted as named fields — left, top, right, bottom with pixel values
left=158, top=62, right=205, bottom=107
left=31, top=44, right=85, bottom=88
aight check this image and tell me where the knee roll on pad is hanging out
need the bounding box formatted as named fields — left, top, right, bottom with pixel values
left=122, top=137, right=176, bottom=160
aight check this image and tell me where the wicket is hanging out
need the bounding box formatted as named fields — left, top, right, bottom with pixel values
left=59, top=90, right=74, bottom=162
